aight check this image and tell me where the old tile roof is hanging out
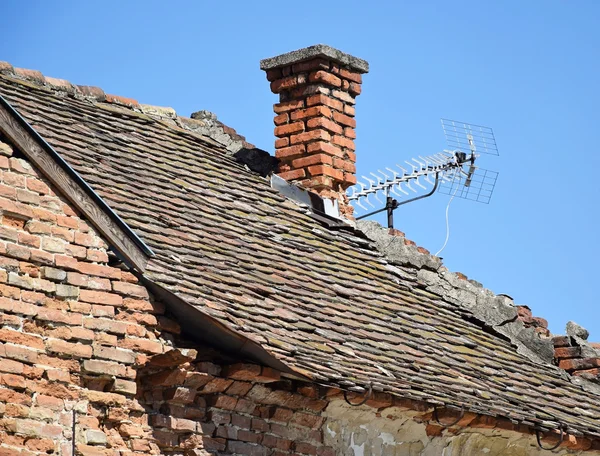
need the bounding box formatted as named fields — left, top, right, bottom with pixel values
left=1, top=66, right=600, bottom=440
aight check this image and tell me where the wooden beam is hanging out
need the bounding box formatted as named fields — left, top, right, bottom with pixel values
left=0, top=97, right=149, bottom=272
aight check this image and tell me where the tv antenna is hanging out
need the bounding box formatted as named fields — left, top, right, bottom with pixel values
left=348, top=119, right=499, bottom=229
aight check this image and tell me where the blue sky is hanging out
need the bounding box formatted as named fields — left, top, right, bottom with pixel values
left=2, top=1, right=599, bottom=339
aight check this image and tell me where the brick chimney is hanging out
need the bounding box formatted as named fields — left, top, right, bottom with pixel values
left=260, top=45, right=369, bottom=218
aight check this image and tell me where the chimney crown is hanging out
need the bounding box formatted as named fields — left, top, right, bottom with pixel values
left=261, top=45, right=368, bottom=219
left=260, top=44, right=369, bottom=73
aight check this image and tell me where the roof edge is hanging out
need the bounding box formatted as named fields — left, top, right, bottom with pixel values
left=0, top=62, right=257, bottom=157
left=0, top=94, right=153, bottom=272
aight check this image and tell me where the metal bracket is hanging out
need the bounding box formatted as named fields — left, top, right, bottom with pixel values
left=356, top=173, right=440, bottom=228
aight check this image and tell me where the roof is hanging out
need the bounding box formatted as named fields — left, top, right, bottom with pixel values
left=1, top=65, right=600, bottom=440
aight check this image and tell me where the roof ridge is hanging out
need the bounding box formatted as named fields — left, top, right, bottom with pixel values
left=0, top=61, right=256, bottom=154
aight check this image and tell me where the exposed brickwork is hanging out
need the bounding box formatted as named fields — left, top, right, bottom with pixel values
left=139, top=356, right=338, bottom=456
left=262, top=53, right=366, bottom=219
left=553, top=329, right=600, bottom=383
left=515, top=305, right=551, bottom=337
left=0, top=137, right=174, bottom=455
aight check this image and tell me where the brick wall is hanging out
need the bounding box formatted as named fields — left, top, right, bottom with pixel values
left=0, top=136, right=178, bottom=455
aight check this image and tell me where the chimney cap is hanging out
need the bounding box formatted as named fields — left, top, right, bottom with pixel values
left=260, top=44, right=369, bottom=74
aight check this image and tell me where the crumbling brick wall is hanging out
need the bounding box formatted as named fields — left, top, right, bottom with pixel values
left=0, top=137, right=178, bottom=455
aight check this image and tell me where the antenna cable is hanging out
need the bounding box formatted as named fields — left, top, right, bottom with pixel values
left=435, top=184, right=460, bottom=257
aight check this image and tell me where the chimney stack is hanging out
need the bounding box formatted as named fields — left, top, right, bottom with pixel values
left=260, top=45, right=369, bottom=218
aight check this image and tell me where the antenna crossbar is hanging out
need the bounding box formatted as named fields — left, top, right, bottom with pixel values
left=347, top=152, right=465, bottom=202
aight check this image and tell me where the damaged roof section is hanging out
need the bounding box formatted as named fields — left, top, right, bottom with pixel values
left=356, top=221, right=555, bottom=365
left=2, top=64, right=600, bottom=441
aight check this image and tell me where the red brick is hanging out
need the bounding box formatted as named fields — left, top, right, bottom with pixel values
left=306, top=94, right=343, bottom=112
left=16, top=189, right=40, bottom=205
left=332, top=135, right=356, bottom=150
left=306, top=117, right=343, bottom=135
left=290, top=129, right=330, bottom=145
left=332, top=111, right=356, bottom=128
left=0, top=389, right=32, bottom=405
left=274, top=137, right=289, bottom=149
left=30, top=249, right=54, bottom=265
left=0, top=283, right=21, bottom=299
left=274, top=122, right=304, bottom=138
left=291, top=154, right=333, bottom=170
left=291, top=58, right=329, bottom=74
left=554, top=346, right=581, bottom=359
left=265, top=68, right=282, bottom=82
left=0, top=358, right=24, bottom=374
left=273, top=100, right=304, bottom=114
left=559, top=358, right=600, bottom=371
left=84, top=317, right=127, bottom=334
left=35, top=395, right=64, bottom=410
left=307, top=165, right=344, bottom=181
left=73, top=232, right=95, bottom=247
left=93, top=345, right=135, bottom=364
left=273, top=113, right=289, bottom=126
left=573, top=368, right=600, bottom=377
left=25, top=178, right=50, bottom=195
left=164, top=386, right=196, bottom=404
left=65, top=244, right=86, bottom=259
left=47, top=338, right=92, bottom=358
left=309, top=70, right=342, bottom=87
left=332, top=158, right=357, bottom=174
left=76, top=262, right=121, bottom=279
left=0, top=328, right=44, bottom=349
left=37, top=308, right=83, bottom=326
left=277, top=169, right=306, bottom=181
left=54, top=255, right=78, bottom=270
left=290, top=106, right=333, bottom=121
left=305, top=141, right=343, bottom=159
left=111, top=281, right=149, bottom=298
left=79, top=289, right=123, bottom=306
left=6, top=242, right=31, bottom=260
left=338, top=68, right=362, bottom=84
left=349, top=82, right=361, bottom=95
left=270, top=75, right=306, bottom=93
left=331, top=89, right=355, bottom=104
left=118, top=337, right=163, bottom=354
left=32, top=208, right=55, bottom=223
left=157, top=316, right=180, bottom=334
left=553, top=336, right=571, bottom=348
left=86, top=249, right=108, bottom=263
left=0, top=183, right=16, bottom=199
left=275, top=144, right=306, bottom=160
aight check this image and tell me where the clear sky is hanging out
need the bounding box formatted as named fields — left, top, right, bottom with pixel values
left=2, top=1, right=599, bottom=339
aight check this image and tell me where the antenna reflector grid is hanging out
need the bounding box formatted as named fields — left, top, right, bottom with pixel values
left=441, top=119, right=499, bottom=156
left=438, top=166, right=498, bottom=204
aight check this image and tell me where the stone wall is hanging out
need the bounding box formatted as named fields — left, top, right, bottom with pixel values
left=323, top=400, right=598, bottom=456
